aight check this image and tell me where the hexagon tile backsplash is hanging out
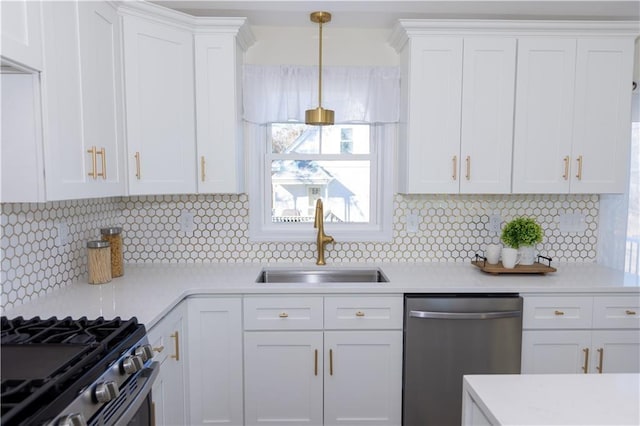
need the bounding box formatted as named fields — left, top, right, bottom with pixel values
left=2, top=193, right=599, bottom=309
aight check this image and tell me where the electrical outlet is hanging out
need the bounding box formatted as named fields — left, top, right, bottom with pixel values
left=488, top=214, right=502, bottom=233
left=55, top=222, right=70, bottom=246
left=558, top=213, right=586, bottom=233
left=179, top=211, right=195, bottom=234
left=406, top=212, right=419, bottom=233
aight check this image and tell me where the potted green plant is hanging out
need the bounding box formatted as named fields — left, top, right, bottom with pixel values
left=501, top=217, right=543, bottom=265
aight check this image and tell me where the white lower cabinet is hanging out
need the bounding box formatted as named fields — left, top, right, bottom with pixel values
left=243, top=295, right=403, bottom=426
left=187, top=297, right=244, bottom=425
left=522, top=295, right=640, bottom=374
left=148, top=301, right=187, bottom=426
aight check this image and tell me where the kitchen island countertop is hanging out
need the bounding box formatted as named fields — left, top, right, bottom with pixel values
left=462, top=373, right=640, bottom=425
left=3, top=261, right=638, bottom=328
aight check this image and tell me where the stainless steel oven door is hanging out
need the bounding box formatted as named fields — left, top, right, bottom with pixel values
left=90, top=361, right=160, bottom=426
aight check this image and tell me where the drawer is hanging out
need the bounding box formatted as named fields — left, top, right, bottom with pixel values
left=593, top=296, right=640, bottom=329
left=324, top=296, right=403, bottom=330
left=244, top=296, right=324, bottom=330
left=523, top=296, right=593, bottom=329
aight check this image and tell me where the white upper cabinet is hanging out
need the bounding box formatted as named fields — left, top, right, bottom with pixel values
left=41, top=1, right=125, bottom=200
left=122, top=13, right=196, bottom=195
left=395, top=30, right=515, bottom=194
left=512, top=38, right=577, bottom=193
left=570, top=38, right=635, bottom=193
left=460, top=37, right=516, bottom=193
left=398, top=36, right=463, bottom=194
left=1, top=0, right=43, bottom=70
left=195, top=25, right=252, bottom=194
left=513, top=37, right=634, bottom=193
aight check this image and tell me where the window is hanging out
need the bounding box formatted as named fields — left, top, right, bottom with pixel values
left=247, top=123, right=394, bottom=242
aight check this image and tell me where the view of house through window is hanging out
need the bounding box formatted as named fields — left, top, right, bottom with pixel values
left=268, top=123, right=373, bottom=224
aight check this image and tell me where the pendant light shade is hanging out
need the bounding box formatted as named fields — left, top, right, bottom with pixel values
left=305, top=11, right=334, bottom=126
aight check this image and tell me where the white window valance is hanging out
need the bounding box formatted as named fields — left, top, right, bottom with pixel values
left=242, top=65, right=400, bottom=124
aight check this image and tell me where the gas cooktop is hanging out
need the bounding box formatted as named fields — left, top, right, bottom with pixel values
left=1, top=316, right=148, bottom=425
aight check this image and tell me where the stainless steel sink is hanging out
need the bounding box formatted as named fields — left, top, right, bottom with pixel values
left=255, top=268, right=389, bottom=283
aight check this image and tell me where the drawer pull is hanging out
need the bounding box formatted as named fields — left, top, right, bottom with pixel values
left=279, top=312, right=289, bottom=318
left=153, top=346, right=165, bottom=353
left=355, top=311, right=365, bottom=317
left=626, top=310, right=637, bottom=315
left=314, top=349, right=318, bottom=376
left=554, top=310, right=565, bottom=316
left=329, top=349, right=334, bottom=376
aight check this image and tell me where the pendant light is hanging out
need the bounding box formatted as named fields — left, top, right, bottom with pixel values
left=305, top=11, right=334, bottom=126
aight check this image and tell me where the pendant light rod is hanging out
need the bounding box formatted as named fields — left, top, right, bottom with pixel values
left=305, top=11, right=335, bottom=126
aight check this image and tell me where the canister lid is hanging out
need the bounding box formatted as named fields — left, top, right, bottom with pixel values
left=100, top=226, right=122, bottom=235
left=87, top=240, right=110, bottom=248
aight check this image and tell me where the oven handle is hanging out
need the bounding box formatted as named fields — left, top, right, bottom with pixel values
left=115, top=361, right=160, bottom=425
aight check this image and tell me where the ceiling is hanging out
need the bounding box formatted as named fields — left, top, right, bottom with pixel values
left=151, top=1, right=640, bottom=28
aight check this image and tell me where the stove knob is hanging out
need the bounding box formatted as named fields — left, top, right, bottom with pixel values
left=57, top=413, right=87, bottom=426
left=135, top=344, right=154, bottom=361
left=121, top=355, right=144, bottom=374
left=94, top=381, right=119, bottom=403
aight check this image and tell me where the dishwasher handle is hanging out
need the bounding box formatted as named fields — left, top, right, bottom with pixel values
left=409, top=310, right=521, bottom=320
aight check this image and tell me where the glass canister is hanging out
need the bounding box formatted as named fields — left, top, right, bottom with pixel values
left=87, top=240, right=112, bottom=284
left=101, top=226, right=124, bottom=278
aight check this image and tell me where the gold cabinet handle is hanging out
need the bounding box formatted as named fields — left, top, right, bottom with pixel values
left=626, top=310, right=637, bottom=315
left=97, top=147, right=106, bottom=179
left=153, top=345, right=165, bottom=353
left=151, top=401, right=156, bottom=426
left=279, top=312, right=289, bottom=318
left=597, top=348, right=604, bottom=373
left=329, top=348, right=333, bottom=376
left=562, top=156, right=570, bottom=180
left=170, top=331, right=180, bottom=361
left=355, top=311, right=365, bottom=317
left=87, top=146, right=97, bottom=179
left=452, top=156, right=457, bottom=180
left=582, top=348, right=589, bottom=373
left=465, top=156, right=471, bottom=180
left=314, top=349, right=318, bottom=376
left=554, top=310, right=565, bottom=316
left=134, top=152, right=141, bottom=179
left=576, top=155, right=583, bottom=180
left=200, top=156, right=206, bottom=182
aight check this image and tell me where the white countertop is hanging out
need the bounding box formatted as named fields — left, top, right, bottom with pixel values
left=463, top=373, right=640, bottom=425
left=3, top=262, right=638, bottom=328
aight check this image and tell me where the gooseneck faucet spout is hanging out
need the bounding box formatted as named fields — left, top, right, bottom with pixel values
left=314, top=198, right=334, bottom=265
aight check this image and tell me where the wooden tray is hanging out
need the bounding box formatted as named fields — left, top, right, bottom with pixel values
left=471, top=260, right=557, bottom=275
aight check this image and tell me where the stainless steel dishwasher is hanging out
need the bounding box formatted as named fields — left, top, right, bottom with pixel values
left=403, top=294, right=522, bottom=426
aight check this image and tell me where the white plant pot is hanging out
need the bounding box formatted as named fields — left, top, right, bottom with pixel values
left=518, top=245, right=536, bottom=265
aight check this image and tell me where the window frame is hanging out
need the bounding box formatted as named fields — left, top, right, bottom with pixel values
left=247, top=123, right=394, bottom=242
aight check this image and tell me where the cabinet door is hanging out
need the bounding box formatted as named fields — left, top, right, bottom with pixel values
left=188, top=297, right=243, bottom=425
left=122, top=15, right=196, bottom=195
left=41, top=1, right=124, bottom=200
left=77, top=1, right=125, bottom=197
left=399, top=37, right=463, bottom=193
left=570, top=38, right=634, bottom=193
left=148, top=302, right=187, bottom=426
left=512, top=38, right=576, bottom=194
left=1, top=0, right=43, bottom=70
left=591, top=330, right=640, bottom=374
left=459, top=37, right=516, bottom=194
left=244, top=331, right=323, bottom=426
left=521, top=330, right=592, bottom=374
left=324, top=331, right=402, bottom=426
left=195, top=34, right=244, bottom=194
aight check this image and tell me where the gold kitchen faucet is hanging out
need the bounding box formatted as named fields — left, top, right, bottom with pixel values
left=314, top=198, right=334, bottom=265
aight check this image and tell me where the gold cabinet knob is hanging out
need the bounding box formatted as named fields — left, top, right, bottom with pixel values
left=554, top=310, right=565, bottom=316
left=279, top=312, right=289, bottom=318
left=355, top=311, right=365, bottom=317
